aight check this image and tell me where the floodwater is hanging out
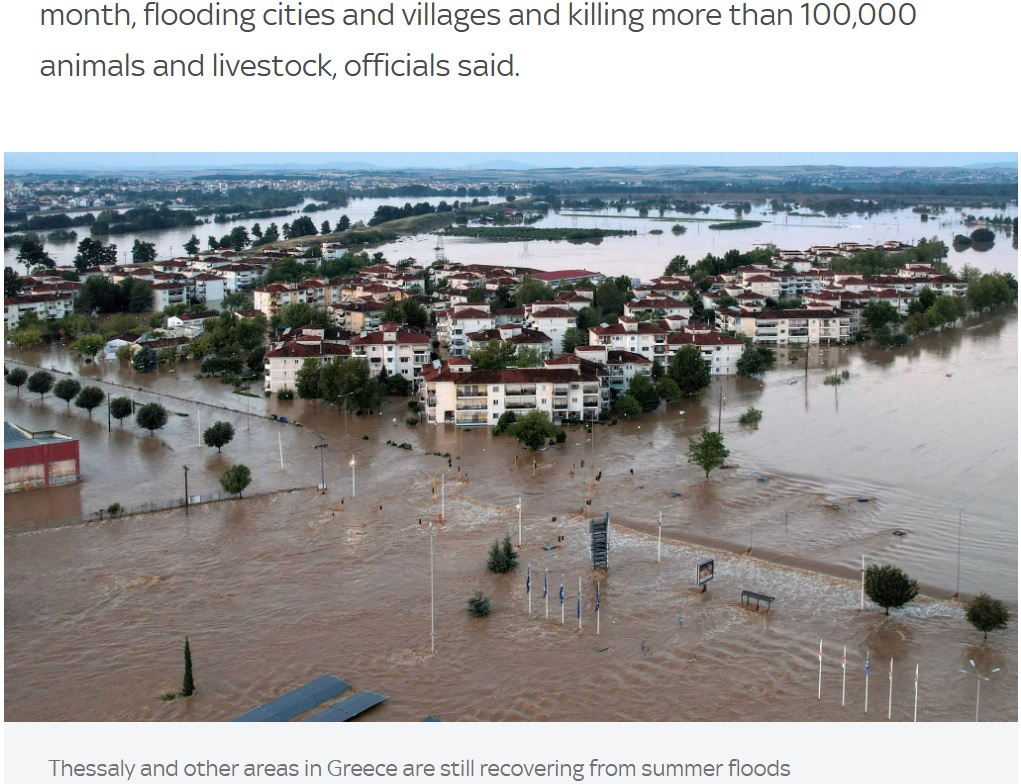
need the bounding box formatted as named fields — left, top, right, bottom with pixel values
left=4, top=308, right=1017, bottom=722
left=4, top=198, right=1018, bottom=722
left=6, top=199, right=1017, bottom=282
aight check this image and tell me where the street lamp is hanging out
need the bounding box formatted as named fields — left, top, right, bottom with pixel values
left=183, top=465, right=189, bottom=515
left=429, top=522, right=436, bottom=653
left=350, top=455, right=356, bottom=498
left=959, top=659, right=1000, bottom=721
left=517, top=494, right=522, bottom=547
left=955, top=506, right=964, bottom=598
left=314, top=441, right=328, bottom=493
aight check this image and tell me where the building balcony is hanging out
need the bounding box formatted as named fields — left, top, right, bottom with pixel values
left=456, top=402, right=489, bottom=412
left=456, top=389, right=488, bottom=398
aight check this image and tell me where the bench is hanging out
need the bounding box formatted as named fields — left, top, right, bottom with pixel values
left=741, top=590, right=775, bottom=611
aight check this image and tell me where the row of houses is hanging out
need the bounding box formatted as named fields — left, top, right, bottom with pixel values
left=3, top=247, right=282, bottom=329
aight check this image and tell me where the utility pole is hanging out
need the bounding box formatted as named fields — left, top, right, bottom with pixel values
left=717, top=387, right=725, bottom=433
left=314, top=441, right=328, bottom=493
left=183, top=465, right=189, bottom=515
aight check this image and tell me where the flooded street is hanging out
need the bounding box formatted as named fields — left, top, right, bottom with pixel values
left=4, top=308, right=1017, bottom=722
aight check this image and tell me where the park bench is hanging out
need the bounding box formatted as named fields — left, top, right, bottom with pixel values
left=741, top=590, right=775, bottom=612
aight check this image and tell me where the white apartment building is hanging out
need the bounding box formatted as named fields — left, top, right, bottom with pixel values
left=349, top=323, right=432, bottom=384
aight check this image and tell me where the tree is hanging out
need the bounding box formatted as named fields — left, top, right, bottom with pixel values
left=53, top=378, right=83, bottom=410
left=321, top=357, right=381, bottom=413
left=965, top=593, right=1010, bottom=640
left=275, top=302, right=331, bottom=329
left=27, top=370, right=55, bottom=401
left=5, top=367, right=28, bottom=395
left=73, top=237, right=118, bottom=273
left=687, top=427, right=730, bottom=478
left=183, top=234, right=201, bottom=256
left=863, top=300, right=900, bottom=332
left=320, top=220, right=331, bottom=235
left=109, top=396, right=133, bottom=427
left=220, top=291, right=252, bottom=311
left=136, top=402, right=169, bottom=435
left=288, top=215, right=318, bottom=239
left=560, top=327, right=585, bottom=354
left=657, top=377, right=682, bottom=402
left=9, top=325, right=45, bottom=349
left=736, top=345, right=775, bottom=378
left=16, top=234, right=54, bottom=269
left=514, top=277, right=555, bottom=306
left=5, top=266, right=23, bottom=298
left=627, top=374, right=660, bottom=412
left=613, top=394, right=642, bottom=418
left=469, top=339, right=518, bottom=370
left=219, top=464, right=252, bottom=497
left=180, top=637, right=195, bottom=697
left=132, top=345, right=160, bottom=372
left=668, top=345, right=711, bottom=396
left=294, top=358, right=323, bottom=405
left=487, top=534, right=519, bottom=574
left=864, top=564, right=919, bottom=615
left=506, top=410, right=560, bottom=451
left=203, top=421, right=236, bottom=452
left=132, top=239, right=157, bottom=263
left=74, top=385, right=105, bottom=418
left=71, top=334, right=106, bottom=360
left=664, top=255, right=689, bottom=276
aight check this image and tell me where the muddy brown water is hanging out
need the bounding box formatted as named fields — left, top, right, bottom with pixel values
left=3, top=309, right=1017, bottom=722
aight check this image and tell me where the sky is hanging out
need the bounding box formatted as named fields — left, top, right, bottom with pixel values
left=4, top=152, right=1018, bottom=172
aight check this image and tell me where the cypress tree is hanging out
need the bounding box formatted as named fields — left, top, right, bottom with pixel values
left=181, top=637, right=195, bottom=697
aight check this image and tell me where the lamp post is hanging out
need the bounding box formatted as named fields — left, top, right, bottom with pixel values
left=183, top=465, right=189, bottom=515
left=517, top=494, right=522, bottom=547
left=314, top=441, right=328, bottom=493
left=955, top=506, right=964, bottom=598
left=350, top=455, right=356, bottom=498
left=440, top=472, right=445, bottom=522
left=960, top=659, right=1000, bottom=721
left=429, top=522, right=435, bottom=653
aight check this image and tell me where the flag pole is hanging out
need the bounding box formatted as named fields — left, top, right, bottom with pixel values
left=841, top=645, right=847, bottom=707
left=544, top=569, right=549, bottom=619
left=864, top=651, right=870, bottom=714
left=526, top=563, right=531, bottom=614
left=577, top=577, right=582, bottom=630
left=278, top=431, right=284, bottom=469
left=817, top=640, right=823, bottom=700
left=560, top=575, right=564, bottom=625
left=595, top=581, right=601, bottom=635
left=887, top=658, right=894, bottom=720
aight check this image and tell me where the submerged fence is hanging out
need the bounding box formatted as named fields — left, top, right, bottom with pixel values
left=4, top=485, right=316, bottom=534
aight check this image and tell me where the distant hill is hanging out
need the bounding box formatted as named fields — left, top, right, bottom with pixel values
left=964, top=162, right=1018, bottom=170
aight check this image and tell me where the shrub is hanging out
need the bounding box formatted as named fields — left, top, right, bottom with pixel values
left=467, top=591, right=491, bottom=618
left=277, top=388, right=294, bottom=400
left=405, top=417, right=419, bottom=427
left=739, top=407, right=763, bottom=425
